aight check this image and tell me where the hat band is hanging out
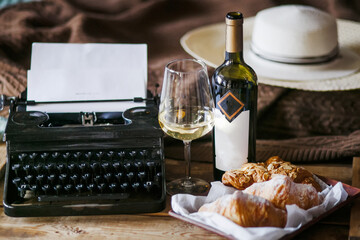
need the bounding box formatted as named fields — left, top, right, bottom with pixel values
left=250, top=43, right=339, bottom=64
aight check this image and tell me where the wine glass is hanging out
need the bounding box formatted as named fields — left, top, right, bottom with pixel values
left=158, top=59, right=215, bottom=195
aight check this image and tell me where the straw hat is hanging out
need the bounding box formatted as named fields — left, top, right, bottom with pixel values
left=180, top=5, right=360, bottom=91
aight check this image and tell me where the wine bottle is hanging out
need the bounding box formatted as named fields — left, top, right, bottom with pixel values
left=212, top=12, right=258, bottom=181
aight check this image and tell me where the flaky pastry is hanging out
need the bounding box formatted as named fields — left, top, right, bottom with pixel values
left=198, top=191, right=287, bottom=228
left=243, top=175, right=321, bottom=210
left=222, top=156, right=322, bottom=192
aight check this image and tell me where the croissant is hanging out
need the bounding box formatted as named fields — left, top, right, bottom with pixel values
left=265, top=156, right=322, bottom=192
left=243, top=175, right=321, bottom=210
left=222, top=156, right=322, bottom=192
left=198, top=191, right=287, bottom=228
left=221, top=163, right=270, bottom=190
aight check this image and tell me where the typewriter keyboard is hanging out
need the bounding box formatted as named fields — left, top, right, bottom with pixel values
left=9, top=149, right=164, bottom=203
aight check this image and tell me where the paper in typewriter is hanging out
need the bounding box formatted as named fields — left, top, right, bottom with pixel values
left=27, top=43, right=148, bottom=113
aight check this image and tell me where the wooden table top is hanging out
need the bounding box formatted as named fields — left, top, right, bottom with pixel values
left=0, top=142, right=358, bottom=240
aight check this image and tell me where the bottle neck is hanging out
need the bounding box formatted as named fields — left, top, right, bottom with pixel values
left=225, top=22, right=243, bottom=63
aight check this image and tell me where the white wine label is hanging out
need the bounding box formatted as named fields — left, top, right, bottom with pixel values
left=214, top=108, right=249, bottom=171
left=217, top=91, right=244, bottom=122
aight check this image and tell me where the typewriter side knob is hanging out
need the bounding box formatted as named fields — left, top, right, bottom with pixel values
left=11, top=111, right=49, bottom=126
left=122, top=107, right=158, bottom=125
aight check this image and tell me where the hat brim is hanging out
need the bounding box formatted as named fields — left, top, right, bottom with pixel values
left=180, top=17, right=360, bottom=91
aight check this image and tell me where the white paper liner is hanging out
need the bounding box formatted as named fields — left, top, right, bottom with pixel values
left=171, top=180, right=348, bottom=240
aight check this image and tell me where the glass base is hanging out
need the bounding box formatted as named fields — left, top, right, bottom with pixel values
left=166, top=177, right=210, bottom=195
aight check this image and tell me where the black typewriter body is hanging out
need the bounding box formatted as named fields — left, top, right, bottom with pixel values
left=3, top=97, right=166, bottom=217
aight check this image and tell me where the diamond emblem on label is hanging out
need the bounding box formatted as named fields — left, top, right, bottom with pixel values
left=217, top=91, right=245, bottom=122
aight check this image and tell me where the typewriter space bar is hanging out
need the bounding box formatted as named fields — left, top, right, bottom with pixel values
left=38, top=193, right=130, bottom=202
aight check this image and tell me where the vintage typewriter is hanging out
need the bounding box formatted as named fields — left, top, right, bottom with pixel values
left=1, top=91, right=166, bottom=217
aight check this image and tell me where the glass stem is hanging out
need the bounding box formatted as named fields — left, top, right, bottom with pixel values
left=183, top=140, right=192, bottom=182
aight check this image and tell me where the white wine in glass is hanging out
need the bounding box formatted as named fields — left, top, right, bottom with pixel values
left=159, top=59, right=215, bottom=195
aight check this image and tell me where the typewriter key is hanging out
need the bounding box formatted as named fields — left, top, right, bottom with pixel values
left=54, top=184, right=63, bottom=195
left=36, top=174, right=45, bottom=185
left=59, top=173, right=68, bottom=185
left=109, top=182, right=118, bottom=193
left=87, top=183, right=96, bottom=194
left=18, top=153, right=28, bottom=161
left=104, top=173, right=113, bottom=183
left=12, top=177, right=21, bottom=187
left=25, top=175, right=34, bottom=184
left=11, top=163, right=21, bottom=176
left=75, top=184, right=85, bottom=194
left=64, top=184, right=74, bottom=194
left=114, top=172, right=123, bottom=182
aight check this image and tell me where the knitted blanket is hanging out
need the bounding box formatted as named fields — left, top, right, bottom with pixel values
left=0, top=0, right=359, bottom=162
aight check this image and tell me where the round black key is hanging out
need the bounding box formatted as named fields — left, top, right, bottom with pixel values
left=90, top=162, right=100, bottom=173
left=139, top=150, right=148, bottom=159
left=101, top=162, right=110, bottom=173
left=40, top=152, right=49, bottom=160
left=73, top=152, right=82, bottom=160
left=41, top=184, right=51, bottom=195
left=59, top=173, right=68, bottom=185
left=134, top=161, right=143, bottom=172
left=23, top=164, right=31, bottom=175
left=84, top=151, right=93, bottom=160
left=70, top=174, right=79, bottom=184
left=97, top=183, right=107, bottom=193
left=132, top=182, right=141, bottom=192
left=52, top=152, right=60, bottom=159
left=109, top=182, right=118, bottom=193
left=62, top=152, right=71, bottom=160
left=64, top=184, right=74, bottom=194
left=56, top=163, right=66, bottom=174
left=154, top=172, right=162, bottom=183
left=29, top=153, right=38, bottom=160
left=25, top=175, right=34, bottom=184
left=12, top=163, right=21, bottom=176
left=120, top=182, right=129, bottom=192
left=54, top=184, right=63, bottom=195
left=127, top=172, right=135, bottom=183
left=34, top=163, right=43, bottom=174
left=18, top=153, right=28, bottom=161
left=36, top=174, right=45, bottom=185
left=87, top=183, right=96, bottom=194
left=45, top=163, right=56, bottom=174
left=79, top=162, right=89, bottom=173
left=114, top=172, right=123, bottom=182
left=144, top=181, right=154, bottom=193
left=18, top=184, right=28, bottom=197
left=48, top=174, right=56, bottom=185
left=137, top=171, right=147, bottom=182
left=81, top=173, right=91, bottom=184
left=104, top=173, right=113, bottom=183
left=75, top=184, right=85, bottom=194
left=12, top=177, right=21, bottom=187
left=68, top=162, right=77, bottom=173
left=117, top=151, right=126, bottom=159
left=123, top=162, right=132, bottom=172
left=96, top=151, right=104, bottom=160
left=129, top=151, right=137, bottom=159
left=112, top=162, right=121, bottom=172
left=30, top=184, right=39, bottom=194
left=107, top=151, right=115, bottom=159
left=94, top=175, right=103, bottom=185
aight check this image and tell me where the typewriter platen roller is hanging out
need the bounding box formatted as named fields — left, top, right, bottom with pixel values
left=3, top=96, right=166, bottom=217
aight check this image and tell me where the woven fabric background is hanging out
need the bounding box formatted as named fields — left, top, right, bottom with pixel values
left=0, top=0, right=359, bottom=162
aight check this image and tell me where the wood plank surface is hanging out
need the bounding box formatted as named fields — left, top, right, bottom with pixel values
left=0, top=142, right=357, bottom=240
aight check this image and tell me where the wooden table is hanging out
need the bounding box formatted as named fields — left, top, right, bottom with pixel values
left=0, top=142, right=358, bottom=240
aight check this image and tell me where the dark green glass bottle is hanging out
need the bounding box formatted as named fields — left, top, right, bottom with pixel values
left=212, top=12, right=258, bottom=181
